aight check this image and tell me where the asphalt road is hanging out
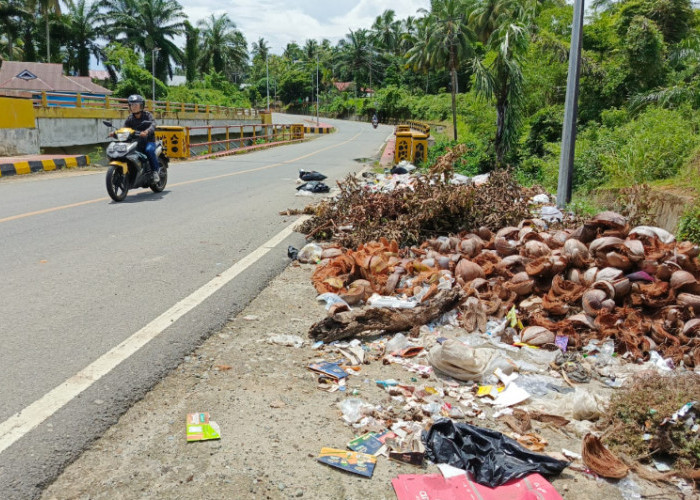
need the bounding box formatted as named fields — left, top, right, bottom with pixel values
left=0, top=114, right=391, bottom=499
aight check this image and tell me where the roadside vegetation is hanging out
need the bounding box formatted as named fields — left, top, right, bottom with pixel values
left=1, top=0, right=699, bottom=239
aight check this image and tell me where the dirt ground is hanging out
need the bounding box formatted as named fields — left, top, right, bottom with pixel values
left=38, top=259, right=698, bottom=500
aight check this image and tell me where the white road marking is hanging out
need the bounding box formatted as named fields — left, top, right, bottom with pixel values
left=0, top=216, right=309, bottom=455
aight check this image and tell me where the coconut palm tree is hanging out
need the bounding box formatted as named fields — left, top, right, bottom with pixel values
left=418, top=0, right=476, bottom=140
left=251, top=37, right=269, bottom=63
left=371, top=9, right=401, bottom=55
left=99, top=0, right=186, bottom=82
left=63, top=0, right=100, bottom=75
left=629, top=34, right=700, bottom=113
left=183, top=20, right=199, bottom=83
left=283, top=42, right=303, bottom=61
left=472, top=11, right=530, bottom=164
left=0, top=0, right=29, bottom=60
left=35, top=0, right=62, bottom=61
left=198, top=13, right=248, bottom=81
left=335, top=29, right=373, bottom=93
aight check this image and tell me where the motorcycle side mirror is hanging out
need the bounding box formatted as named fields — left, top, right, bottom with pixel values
left=103, top=121, right=113, bottom=127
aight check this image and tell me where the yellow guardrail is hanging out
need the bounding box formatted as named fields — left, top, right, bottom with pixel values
left=32, top=91, right=258, bottom=119
left=395, top=121, right=430, bottom=164
left=173, top=123, right=305, bottom=159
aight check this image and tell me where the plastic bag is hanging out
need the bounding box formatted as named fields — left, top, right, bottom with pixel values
left=427, top=340, right=495, bottom=381
left=571, top=390, right=604, bottom=421
left=297, top=243, right=322, bottom=263
left=386, top=333, right=409, bottom=354
left=297, top=180, right=330, bottom=193
left=299, top=169, right=327, bottom=181
left=316, top=292, right=351, bottom=311
left=423, top=419, right=569, bottom=487
left=339, top=398, right=366, bottom=423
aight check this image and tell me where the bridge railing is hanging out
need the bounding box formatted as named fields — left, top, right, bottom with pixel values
left=180, top=123, right=305, bottom=159
left=31, top=91, right=258, bottom=118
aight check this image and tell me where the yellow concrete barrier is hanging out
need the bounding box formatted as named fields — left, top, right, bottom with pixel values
left=155, top=126, right=188, bottom=158
left=0, top=97, right=35, bottom=129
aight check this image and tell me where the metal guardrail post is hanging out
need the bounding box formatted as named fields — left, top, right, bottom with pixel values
left=226, top=126, right=230, bottom=150
left=207, top=127, right=212, bottom=155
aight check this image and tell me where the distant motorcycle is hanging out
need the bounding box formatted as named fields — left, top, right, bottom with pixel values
left=372, top=117, right=378, bottom=129
left=103, top=120, right=168, bottom=202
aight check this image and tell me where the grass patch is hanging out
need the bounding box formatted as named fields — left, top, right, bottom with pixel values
left=601, top=373, right=700, bottom=471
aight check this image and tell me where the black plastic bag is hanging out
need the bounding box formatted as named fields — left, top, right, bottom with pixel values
left=423, top=419, right=569, bottom=487
left=287, top=246, right=299, bottom=260
left=299, top=169, right=327, bottom=181
left=297, top=181, right=330, bottom=193
left=390, top=166, right=408, bottom=175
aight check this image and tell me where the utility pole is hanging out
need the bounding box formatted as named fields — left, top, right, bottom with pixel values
left=557, top=0, right=585, bottom=208
left=151, top=47, right=161, bottom=105
left=316, top=52, right=319, bottom=126
left=266, top=55, right=270, bottom=112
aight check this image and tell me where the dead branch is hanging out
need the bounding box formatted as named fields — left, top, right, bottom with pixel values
left=308, top=288, right=467, bottom=342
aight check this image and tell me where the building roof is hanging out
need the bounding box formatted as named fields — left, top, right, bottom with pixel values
left=333, top=81, right=354, bottom=92
left=0, top=61, right=112, bottom=94
left=89, top=69, right=110, bottom=81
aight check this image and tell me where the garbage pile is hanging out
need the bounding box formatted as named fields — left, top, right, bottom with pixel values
left=304, top=210, right=700, bottom=368
left=292, top=208, right=699, bottom=493
left=288, top=154, right=698, bottom=494
left=297, top=168, right=543, bottom=248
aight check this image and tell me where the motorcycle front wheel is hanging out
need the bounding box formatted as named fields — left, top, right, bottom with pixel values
left=106, top=165, right=129, bottom=201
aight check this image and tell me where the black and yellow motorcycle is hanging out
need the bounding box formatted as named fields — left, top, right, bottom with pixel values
left=103, top=120, right=169, bottom=202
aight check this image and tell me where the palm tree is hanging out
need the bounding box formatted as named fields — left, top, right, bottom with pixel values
left=472, top=11, right=530, bottom=164
left=38, top=0, right=62, bottom=61
left=629, top=34, right=700, bottom=113
left=63, top=0, right=100, bottom=75
left=0, top=0, right=29, bottom=60
left=198, top=13, right=248, bottom=81
left=100, top=0, right=186, bottom=82
left=183, top=20, right=199, bottom=83
left=251, top=37, right=269, bottom=63
left=302, top=39, right=318, bottom=62
left=406, top=15, right=433, bottom=92
left=371, top=9, right=401, bottom=55
left=283, top=42, right=302, bottom=61
left=335, top=29, right=373, bottom=92
left=419, top=0, right=476, bottom=140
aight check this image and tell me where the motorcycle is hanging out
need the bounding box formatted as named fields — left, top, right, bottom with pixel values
left=103, top=120, right=169, bottom=202
left=372, top=117, right=378, bottom=129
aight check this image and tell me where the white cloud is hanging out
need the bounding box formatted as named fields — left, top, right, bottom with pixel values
left=179, top=0, right=430, bottom=52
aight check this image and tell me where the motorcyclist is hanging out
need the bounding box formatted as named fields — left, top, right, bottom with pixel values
left=116, top=94, right=160, bottom=183
left=371, top=113, right=378, bottom=126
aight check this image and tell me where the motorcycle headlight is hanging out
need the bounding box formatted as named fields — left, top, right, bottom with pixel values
left=115, top=143, right=127, bottom=153
left=116, top=131, right=130, bottom=141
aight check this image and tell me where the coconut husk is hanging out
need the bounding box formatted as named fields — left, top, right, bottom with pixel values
left=582, top=433, right=629, bottom=479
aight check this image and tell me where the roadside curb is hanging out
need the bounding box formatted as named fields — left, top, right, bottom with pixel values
left=0, top=154, right=90, bottom=177
left=304, top=125, right=335, bottom=134
left=380, top=135, right=396, bottom=169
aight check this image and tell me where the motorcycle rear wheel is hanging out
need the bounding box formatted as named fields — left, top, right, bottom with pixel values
left=150, top=159, right=167, bottom=193
left=106, top=165, right=129, bottom=201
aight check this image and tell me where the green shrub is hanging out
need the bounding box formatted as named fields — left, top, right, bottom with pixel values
left=601, top=107, right=699, bottom=184
left=425, top=139, right=489, bottom=176
left=677, top=204, right=700, bottom=244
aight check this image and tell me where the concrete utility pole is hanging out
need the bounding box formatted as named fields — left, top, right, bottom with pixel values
left=556, top=0, right=585, bottom=208
left=316, top=52, right=319, bottom=126
left=266, top=55, right=270, bottom=112
left=152, top=47, right=161, bottom=104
